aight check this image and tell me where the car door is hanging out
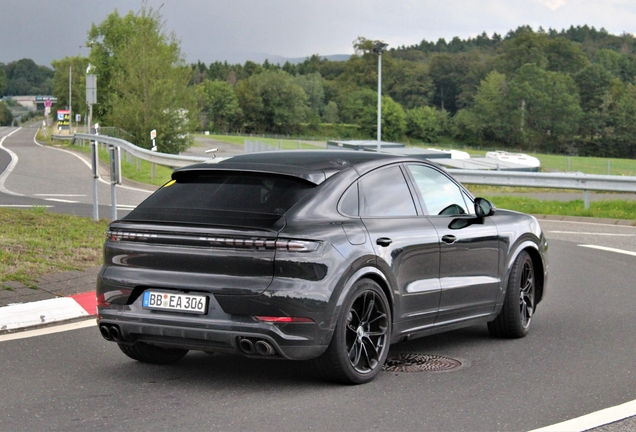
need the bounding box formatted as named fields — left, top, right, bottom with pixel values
left=358, top=164, right=441, bottom=335
left=405, top=164, right=500, bottom=325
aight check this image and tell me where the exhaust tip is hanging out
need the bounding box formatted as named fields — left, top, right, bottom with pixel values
left=238, top=338, right=255, bottom=354
left=99, top=325, right=112, bottom=341
left=110, top=325, right=122, bottom=342
left=255, top=340, right=275, bottom=356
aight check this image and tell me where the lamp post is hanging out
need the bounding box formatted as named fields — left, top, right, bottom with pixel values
left=373, top=42, right=388, bottom=151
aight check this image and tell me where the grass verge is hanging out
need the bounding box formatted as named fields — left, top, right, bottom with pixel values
left=197, top=133, right=325, bottom=150
left=482, top=195, right=636, bottom=222
left=0, top=207, right=109, bottom=288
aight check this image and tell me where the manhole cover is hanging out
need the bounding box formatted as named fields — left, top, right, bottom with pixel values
left=383, top=353, right=462, bottom=373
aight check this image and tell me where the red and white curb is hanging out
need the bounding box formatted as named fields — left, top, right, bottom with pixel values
left=0, top=291, right=96, bottom=331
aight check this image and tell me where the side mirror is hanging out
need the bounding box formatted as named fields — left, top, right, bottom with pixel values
left=474, top=197, right=496, bottom=217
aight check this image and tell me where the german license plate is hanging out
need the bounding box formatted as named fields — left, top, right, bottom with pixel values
left=142, top=291, right=208, bottom=314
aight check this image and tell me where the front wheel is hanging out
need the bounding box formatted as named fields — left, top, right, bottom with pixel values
left=314, top=279, right=391, bottom=384
left=488, top=250, right=535, bottom=338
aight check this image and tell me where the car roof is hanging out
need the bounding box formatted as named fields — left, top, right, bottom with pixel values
left=173, top=150, right=436, bottom=185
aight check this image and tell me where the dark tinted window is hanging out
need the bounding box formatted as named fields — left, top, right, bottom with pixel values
left=125, top=172, right=315, bottom=227
left=360, top=166, right=417, bottom=217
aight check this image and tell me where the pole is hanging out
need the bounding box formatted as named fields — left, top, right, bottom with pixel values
left=90, top=137, right=99, bottom=222
left=377, top=51, right=382, bottom=151
left=69, top=65, right=72, bottom=134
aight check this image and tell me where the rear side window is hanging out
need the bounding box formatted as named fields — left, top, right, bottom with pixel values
left=360, top=166, right=417, bottom=217
left=125, top=172, right=315, bottom=226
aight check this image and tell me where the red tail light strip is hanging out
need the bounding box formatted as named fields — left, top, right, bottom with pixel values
left=254, top=316, right=315, bottom=323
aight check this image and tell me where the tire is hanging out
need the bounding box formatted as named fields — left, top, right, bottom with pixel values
left=314, top=279, right=391, bottom=384
left=118, top=342, right=189, bottom=364
left=488, top=250, right=535, bottom=338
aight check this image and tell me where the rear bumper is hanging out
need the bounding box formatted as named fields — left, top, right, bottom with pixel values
left=97, top=298, right=329, bottom=360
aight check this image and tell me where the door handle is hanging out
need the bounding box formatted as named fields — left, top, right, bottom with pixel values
left=376, top=237, right=393, bottom=247
left=441, top=235, right=457, bottom=244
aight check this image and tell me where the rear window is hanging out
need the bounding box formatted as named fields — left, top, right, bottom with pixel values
left=124, top=171, right=315, bottom=227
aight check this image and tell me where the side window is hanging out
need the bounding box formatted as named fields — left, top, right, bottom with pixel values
left=339, top=183, right=359, bottom=216
left=407, top=164, right=468, bottom=216
left=360, top=166, right=417, bottom=217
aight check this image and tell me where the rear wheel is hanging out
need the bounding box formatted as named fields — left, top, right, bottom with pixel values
left=488, top=250, right=535, bottom=338
left=314, top=279, right=391, bottom=384
left=118, top=342, right=189, bottom=364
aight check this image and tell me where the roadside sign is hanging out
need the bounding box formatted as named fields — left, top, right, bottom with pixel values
left=44, top=100, right=52, bottom=108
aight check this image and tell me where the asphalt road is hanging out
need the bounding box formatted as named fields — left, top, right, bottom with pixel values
left=2, top=126, right=636, bottom=431
left=1, top=220, right=636, bottom=431
left=0, top=125, right=153, bottom=218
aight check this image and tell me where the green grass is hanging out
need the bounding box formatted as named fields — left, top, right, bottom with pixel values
left=197, top=133, right=326, bottom=150
left=482, top=195, right=636, bottom=222
left=0, top=207, right=109, bottom=287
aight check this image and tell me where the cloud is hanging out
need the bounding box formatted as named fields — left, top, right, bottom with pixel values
left=541, top=0, right=567, bottom=10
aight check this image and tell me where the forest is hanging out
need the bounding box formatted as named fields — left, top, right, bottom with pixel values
left=3, top=18, right=636, bottom=158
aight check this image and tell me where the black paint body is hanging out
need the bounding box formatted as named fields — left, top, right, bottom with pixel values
left=97, top=151, right=548, bottom=360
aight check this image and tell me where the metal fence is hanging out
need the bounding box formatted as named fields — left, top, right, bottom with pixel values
left=73, top=133, right=636, bottom=212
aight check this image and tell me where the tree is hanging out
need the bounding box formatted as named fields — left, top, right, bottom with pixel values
left=507, top=64, right=582, bottom=151
left=544, top=37, right=589, bottom=74
left=235, top=70, right=307, bottom=133
left=88, top=6, right=198, bottom=153
left=51, top=56, right=89, bottom=120
left=294, top=72, right=325, bottom=122
left=322, top=101, right=339, bottom=123
left=2, top=59, right=53, bottom=96
left=0, top=69, right=6, bottom=95
left=358, top=95, right=406, bottom=141
left=387, top=60, right=433, bottom=109
left=499, top=30, right=549, bottom=73
left=429, top=54, right=459, bottom=112
left=198, top=80, right=241, bottom=132
left=470, top=71, right=512, bottom=143
left=0, top=102, right=13, bottom=126
left=406, top=106, right=443, bottom=142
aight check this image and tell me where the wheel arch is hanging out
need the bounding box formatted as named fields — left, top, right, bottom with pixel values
left=504, top=240, right=545, bottom=305
left=332, top=266, right=394, bottom=329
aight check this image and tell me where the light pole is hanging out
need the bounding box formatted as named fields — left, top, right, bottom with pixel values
left=373, top=42, right=388, bottom=151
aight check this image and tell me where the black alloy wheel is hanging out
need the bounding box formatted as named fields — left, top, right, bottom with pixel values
left=488, top=250, right=535, bottom=338
left=314, top=278, right=391, bottom=384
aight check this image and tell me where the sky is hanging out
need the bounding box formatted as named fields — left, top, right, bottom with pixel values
left=2, top=0, right=636, bottom=67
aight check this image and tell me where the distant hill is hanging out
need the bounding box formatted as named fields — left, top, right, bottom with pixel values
left=190, top=51, right=350, bottom=65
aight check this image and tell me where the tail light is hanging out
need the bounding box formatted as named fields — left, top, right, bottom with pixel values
left=107, top=230, right=320, bottom=252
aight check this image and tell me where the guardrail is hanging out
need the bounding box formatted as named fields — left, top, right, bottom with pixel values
left=72, top=133, right=636, bottom=213
left=73, top=133, right=208, bottom=168
left=448, top=169, right=636, bottom=209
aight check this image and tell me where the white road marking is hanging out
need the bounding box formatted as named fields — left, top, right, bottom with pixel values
left=579, top=244, right=636, bottom=257
left=550, top=231, right=635, bottom=237
left=0, top=319, right=96, bottom=342
left=44, top=198, right=79, bottom=203
left=0, top=127, right=25, bottom=196
left=34, top=194, right=85, bottom=197
left=116, top=204, right=138, bottom=210
left=530, top=399, right=636, bottom=431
